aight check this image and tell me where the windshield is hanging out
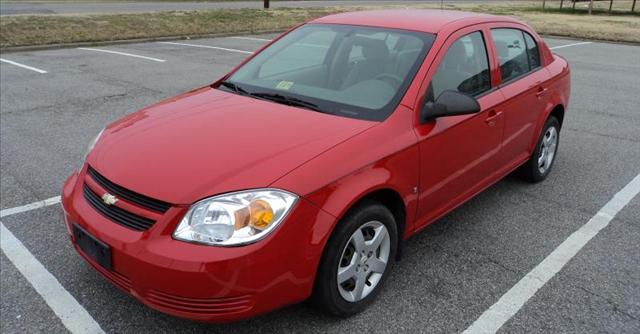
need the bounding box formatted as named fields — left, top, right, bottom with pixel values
left=220, top=24, right=435, bottom=121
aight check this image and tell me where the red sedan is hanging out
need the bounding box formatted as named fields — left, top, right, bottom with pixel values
left=61, top=9, right=570, bottom=322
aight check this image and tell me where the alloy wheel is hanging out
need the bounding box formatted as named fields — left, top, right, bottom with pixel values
left=538, top=126, right=558, bottom=174
left=337, top=221, right=391, bottom=302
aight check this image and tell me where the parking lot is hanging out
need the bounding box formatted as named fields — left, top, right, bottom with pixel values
left=1, top=34, right=639, bottom=333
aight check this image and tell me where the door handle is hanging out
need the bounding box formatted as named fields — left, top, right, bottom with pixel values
left=485, top=110, right=502, bottom=126
left=535, top=86, right=548, bottom=98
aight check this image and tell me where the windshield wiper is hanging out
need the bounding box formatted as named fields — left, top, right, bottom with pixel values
left=218, top=81, right=249, bottom=95
left=219, top=84, right=330, bottom=114
left=250, top=92, right=329, bottom=114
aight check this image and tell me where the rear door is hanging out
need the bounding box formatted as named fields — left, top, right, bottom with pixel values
left=413, top=25, right=506, bottom=230
left=488, top=26, right=552, bottom=169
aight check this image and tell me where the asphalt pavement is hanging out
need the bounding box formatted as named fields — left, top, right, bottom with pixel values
left=1, top=34, right=639, bottom=333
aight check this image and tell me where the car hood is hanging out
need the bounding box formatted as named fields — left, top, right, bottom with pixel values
left=88, top=87, right=375, bottom=205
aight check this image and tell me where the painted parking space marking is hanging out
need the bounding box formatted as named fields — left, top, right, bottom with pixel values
left=463, top=173, right=640, bottom=334
left=158, top=41, right=253, bottom=54
left=0, top=58, right=47, bottom=74
left=0, top=196, right=61, bottom=218
left=229, top=36, right=272, bottom=42
left=1, top=223, right=105, bottom=334
left=77, top=47, right=167, bottom=62
left=549, top=41, right=593, bottom=50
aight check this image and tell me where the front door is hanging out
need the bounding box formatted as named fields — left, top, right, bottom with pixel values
left=414, top=28, right=506, bottom=229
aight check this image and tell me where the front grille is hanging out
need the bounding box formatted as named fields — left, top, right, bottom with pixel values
left=87, top=165, right=171, bottom=213
left=83, top=184, right=155, bottom=231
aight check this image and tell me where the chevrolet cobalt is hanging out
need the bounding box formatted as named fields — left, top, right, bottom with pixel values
left=61, top=10, right=570, bottom=322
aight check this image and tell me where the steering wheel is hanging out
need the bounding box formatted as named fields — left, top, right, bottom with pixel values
left=374, top=73, right=403, bottom=88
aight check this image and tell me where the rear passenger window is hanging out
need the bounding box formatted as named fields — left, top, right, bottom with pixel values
left=429, top=31, right=491, bottom=101
left=491, top=28, right=529, bottom=83
left=523, top=32, right=541, bottom=69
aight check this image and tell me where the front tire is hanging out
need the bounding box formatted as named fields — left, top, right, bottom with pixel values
left=518, top=116, right=561, bottom=183
left=312, top=201, right=398, bottom=316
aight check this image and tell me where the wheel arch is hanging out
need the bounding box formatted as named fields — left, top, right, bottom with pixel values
left=346, top=188, right=407, bottom=260
left=530, top=102, right=566, bottom=152
left=548, top=104, right=565, bottom=126
left=299, top=147, right=420, bottom=297
left=309, top=183, right=410, bottom=263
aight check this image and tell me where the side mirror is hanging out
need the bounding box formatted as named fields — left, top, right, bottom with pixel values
left=420, top=90, right=481, bottom=123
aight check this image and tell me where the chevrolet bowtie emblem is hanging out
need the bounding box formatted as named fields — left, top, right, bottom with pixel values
left=102, top=193, right=118, bottom=205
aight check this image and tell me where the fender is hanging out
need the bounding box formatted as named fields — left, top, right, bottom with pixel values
left=305, top=165, right=417, bottom=266
left=303, top=156, right=419, bottom=242
left=272, top=105, right=421, bottom=245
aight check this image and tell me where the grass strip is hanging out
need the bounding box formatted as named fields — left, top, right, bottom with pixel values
left=1, top=2, right=638, bottom=49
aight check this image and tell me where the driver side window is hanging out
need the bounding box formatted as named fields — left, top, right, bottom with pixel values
left=428, top=31, right=491, bottom=102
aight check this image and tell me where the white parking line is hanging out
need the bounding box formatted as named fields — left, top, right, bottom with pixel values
left=229, top=36, right=272, bottom=42
left=0, top=58, right=47, bottom=74
left=0, top=196, right=61, bottom=218
left=463, top=173, right=640, bottom=334
left=158, top=41, right=253, bottom=54
left=549, top=41, right=593, bottom=50
left=1, top=223, right=105, bottom=334
left=77, top=47, right=166, bottom=62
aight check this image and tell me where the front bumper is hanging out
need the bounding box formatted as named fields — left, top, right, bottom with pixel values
left=61, top=170, right=336, bottom=322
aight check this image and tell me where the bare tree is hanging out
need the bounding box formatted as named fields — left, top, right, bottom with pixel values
left=588, top=0, right=594, bottom=14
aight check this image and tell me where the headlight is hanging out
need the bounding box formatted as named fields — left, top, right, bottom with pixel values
left=173, top=189, right=298, bottom=246
left=82, top=128, right=104, bottom=165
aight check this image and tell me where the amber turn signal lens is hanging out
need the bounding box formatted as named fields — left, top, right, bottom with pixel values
left=249, top=199, right=274, bottom=230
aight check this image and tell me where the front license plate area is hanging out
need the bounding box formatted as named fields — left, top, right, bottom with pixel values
left=73, top=224, right=112, bottom=270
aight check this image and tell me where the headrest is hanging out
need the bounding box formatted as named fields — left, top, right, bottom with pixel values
left=354, top=37, right=389, bottom=61
left=443, top=41, right=467, bottom=68
left=494, top=40, right=510, bottom=60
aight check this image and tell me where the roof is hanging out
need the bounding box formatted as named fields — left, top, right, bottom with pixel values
left=311, top=9, right=513, bottom=34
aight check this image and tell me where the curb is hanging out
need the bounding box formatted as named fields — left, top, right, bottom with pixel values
left=540, top=34, right=640, bottom=47
left=0, top=29, right=287, bottom=53
left=1, top=31, right=638, bottom=54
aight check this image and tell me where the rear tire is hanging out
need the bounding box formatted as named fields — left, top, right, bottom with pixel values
left=312, top=201, right=397, bottom=317
left=518, top=116, right=561, bottom=183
